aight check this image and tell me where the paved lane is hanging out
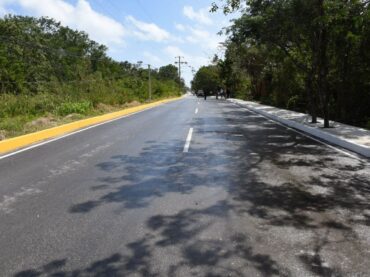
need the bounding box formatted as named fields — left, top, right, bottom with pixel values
left=1, top=96, right=370, bottom=276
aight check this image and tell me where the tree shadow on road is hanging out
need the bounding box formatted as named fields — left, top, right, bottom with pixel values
left=15, top=102, right=370, bottom=276
left=15, top=202, right=289, bottom=277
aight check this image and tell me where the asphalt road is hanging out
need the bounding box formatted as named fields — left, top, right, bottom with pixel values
left=1, top=96, right=370, bottom=277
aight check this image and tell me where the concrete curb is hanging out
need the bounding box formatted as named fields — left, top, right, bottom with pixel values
left=229, top=99, right=370, bottom=158
left=0, top=97, right=181, bottom=155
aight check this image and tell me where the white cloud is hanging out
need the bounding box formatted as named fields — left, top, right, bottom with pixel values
left=126, top=15, right=170, bottom=42
left=175, top=23, right=185, bottom=31
left=187, top=27, right=211, bottom=41
left=171, top=35, right=185, bottom=44
left=0, top=0, right=15, bottom=16
left=164, top=45, right=186, bottom=57
left=0, top=6, right=7, bottom=16
left=1, top=1, right=172, bottom=44
left=6, top=0, right=126, bottom=46
left=183, top=6, right=212, bottom=25
left=173, top=21, right=224, bottom=52
left=143, top=51, right=162, bottom=65
left=188, top=55, right=209, bottom=69
left=180, top=26, right=223, bottom=51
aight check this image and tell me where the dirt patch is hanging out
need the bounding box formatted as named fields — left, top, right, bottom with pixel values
left=64, top=113, right=84, bottom=121
left=24, top=115, right=58, bottom=132
left=26, top=115, right=56, bottom=128
left=124, top=101, right=141, bottom=108
left=95, top=101, right=142, bottom=113
left=95, top=103, right=117, bottom=113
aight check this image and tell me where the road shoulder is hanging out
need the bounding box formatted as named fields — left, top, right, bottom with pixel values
left=0, top=97, right=181, bottom=156
left=229, top=98, right=370, bottom=158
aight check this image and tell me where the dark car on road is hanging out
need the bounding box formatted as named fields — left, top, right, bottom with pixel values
left=196, top=90, right=204, bottom=97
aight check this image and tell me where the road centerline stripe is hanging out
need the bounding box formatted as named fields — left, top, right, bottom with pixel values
left=195, top=108, right=198, bottom=114
left=183, top=128, right=193, bottom=153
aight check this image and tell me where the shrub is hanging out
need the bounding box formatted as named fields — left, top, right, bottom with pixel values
left=56, top=101, right=92, bottom=116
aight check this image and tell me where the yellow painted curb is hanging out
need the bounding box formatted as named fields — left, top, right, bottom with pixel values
left=0, top=97, right=181, bottom=155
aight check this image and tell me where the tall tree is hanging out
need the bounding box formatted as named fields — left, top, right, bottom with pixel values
left=192, top=65, right=222, bottom=94
left=212, top=0, right=370, bottom=128
left=158, top=64, right=179, bottom=81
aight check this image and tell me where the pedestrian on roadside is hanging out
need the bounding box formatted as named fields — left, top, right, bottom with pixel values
left=226, top=89, right=231, bottom=99
left=204, top=91, right=207, bottom=100
left=220, top=88, right=224, bottom=99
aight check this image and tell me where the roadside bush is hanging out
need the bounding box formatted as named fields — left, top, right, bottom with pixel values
left=0, top=116, right=28, bottom=136
left=286, top=95, right=300, bottom=110
left=0, top=16, right=184, bottom=139
left=56, top=101, right=92, bottom=116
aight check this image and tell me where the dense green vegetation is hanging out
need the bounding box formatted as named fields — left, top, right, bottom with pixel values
left=191, top=65, right=221, bottom=94
left=0, top=15, right=183, bottom=139
left=209, top=0, right=370, bottom=128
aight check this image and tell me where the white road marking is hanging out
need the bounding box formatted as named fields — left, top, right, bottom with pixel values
left=239, top=107, right=360, bottom=160
left=0, top=104, right=169, bottom=160
left=183, top=128, right=194, bottom=153
left=195, top=108, right=198, bottom=114
left=0, top=187, right=42, bottom=214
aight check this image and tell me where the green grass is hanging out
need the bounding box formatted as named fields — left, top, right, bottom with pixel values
left=56, top=101, right=92, bottom=116
left=0, top=79, right=181, bottom=139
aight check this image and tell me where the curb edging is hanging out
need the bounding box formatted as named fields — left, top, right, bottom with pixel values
left=229, top=99, right=370, bottom=158
left=0, top=97, right=181, bottom=155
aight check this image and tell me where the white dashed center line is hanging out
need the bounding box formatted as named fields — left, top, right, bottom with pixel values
left=183, top=128, right=193, bottom=153
left=195, top=108, right=198, bottom=114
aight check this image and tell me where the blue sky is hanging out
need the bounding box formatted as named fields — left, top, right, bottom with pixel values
left=0, top=0, right=235, bottom=85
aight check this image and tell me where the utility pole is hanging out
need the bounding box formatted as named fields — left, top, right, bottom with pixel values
left=148, top=64, right=152, bottom=101
left=175, top=56, right=187, bottom=83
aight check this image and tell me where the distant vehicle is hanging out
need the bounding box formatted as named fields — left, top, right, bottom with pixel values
left=196, top=90, right=204, bottom=97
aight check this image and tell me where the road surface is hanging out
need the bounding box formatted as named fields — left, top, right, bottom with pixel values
left=1, top=96, right=370, bottom=276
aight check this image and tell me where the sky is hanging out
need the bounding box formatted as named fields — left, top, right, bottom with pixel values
left=0, top=0, right=236, bottom=85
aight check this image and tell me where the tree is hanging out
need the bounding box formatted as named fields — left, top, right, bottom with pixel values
left=158, top=64, right=178, bottom=81
left=212, top=0, right=370, bottom=128
left=0, top=15, right=184, bottom=107
left=191, top=65, right=222, bottom=94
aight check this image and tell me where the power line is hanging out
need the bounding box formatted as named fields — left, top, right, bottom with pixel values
left=174, top=56, right=187, bottom=82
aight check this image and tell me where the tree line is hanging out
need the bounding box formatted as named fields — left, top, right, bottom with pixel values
left=196, top=0, right=370, bottom=129
left=0, top=15, right=183, bottom=138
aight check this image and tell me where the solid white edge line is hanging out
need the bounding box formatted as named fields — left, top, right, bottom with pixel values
left=183, top=128, right=194, bottom=153
left=236, top=105, right=361, bottom=160
left=0, top=103, right=172, bottom=160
